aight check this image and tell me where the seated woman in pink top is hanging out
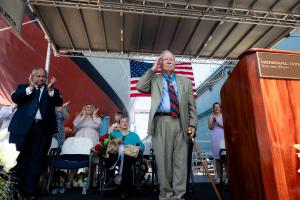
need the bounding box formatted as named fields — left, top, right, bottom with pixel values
left=73, top=104, right=102, bottom=146
left=65, top=104, right=101, bottom=188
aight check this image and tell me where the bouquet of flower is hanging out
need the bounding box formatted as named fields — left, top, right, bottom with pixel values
left=93, top=133, right=115, bottom=158
left=0, top=128, right=20, bottom=199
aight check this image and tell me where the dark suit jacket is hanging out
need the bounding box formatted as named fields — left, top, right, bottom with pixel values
left=8, top=84, right=63, bottom=137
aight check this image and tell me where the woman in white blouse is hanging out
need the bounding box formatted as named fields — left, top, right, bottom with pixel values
left=73, top=104, right=102, bottom=146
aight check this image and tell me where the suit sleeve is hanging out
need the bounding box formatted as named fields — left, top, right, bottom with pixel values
left=136, top=69, right=156, bottom=94
left=187, top=79, right=197, bottom=128
left=11, top=84, right=32, bottom=104
left=50, top=88, right=63, bottom=107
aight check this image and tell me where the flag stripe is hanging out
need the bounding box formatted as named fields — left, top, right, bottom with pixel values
left=130, top=93, right=151, bottom=97
left=131, top=81, right=196, bottom=87
left=131, top=79, right=196, bottom=85
left=131, top=87, right=196, bottom=93
left=158, top=68, right=193, bottom=72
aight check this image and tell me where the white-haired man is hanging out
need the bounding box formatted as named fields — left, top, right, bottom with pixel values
left=137, top=50, right=197, bottom=200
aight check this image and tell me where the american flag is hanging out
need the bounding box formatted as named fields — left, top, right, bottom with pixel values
left=130, top=60, right=197, bottom=97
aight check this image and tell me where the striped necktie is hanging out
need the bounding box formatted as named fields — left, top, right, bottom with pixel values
left=166, top=76, right=179, bottom=118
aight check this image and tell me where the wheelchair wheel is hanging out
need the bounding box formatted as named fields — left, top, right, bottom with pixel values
left=132, top=153, right=144, bottom=190
left=99, top=169, right=106, bottom=197
left=97, top=158, right=107, bottom=196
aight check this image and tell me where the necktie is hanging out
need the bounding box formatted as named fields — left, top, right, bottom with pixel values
left=166, top=76, right=179, bottom=118
left=28, top=87, right=41, bottom=117
left=33, top=86, right=41, bottom=102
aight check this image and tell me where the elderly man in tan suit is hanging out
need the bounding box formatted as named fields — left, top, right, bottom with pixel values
left=137, top=50, right=197, bottom=200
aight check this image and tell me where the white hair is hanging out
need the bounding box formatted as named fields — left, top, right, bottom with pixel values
left=161, top=50, right=175, bottom=60
left=31, top=67, right=48, bottom=77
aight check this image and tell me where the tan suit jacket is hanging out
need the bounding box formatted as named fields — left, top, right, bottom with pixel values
left=136, top=69, right=197, bottom=140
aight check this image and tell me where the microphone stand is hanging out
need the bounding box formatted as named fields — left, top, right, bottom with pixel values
left=190, top=136, right=222, bottom=200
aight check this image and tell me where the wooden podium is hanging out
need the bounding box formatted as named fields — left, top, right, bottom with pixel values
left=220, top=48, right=300, bottom=200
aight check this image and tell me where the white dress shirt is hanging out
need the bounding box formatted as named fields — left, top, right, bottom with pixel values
left=26, top=85, right=54, bottom=120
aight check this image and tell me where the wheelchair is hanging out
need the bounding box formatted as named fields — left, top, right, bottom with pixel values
left=132, top=150, right=145, bottom=190
left=96, top=149, right=155, bottom=196
left=96, top=156, right=116, bottom=196
left=143, top=148, right=159, bottom=192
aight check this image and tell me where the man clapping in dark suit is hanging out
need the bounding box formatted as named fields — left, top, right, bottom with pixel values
left=9, top=67, right=63, bottom=199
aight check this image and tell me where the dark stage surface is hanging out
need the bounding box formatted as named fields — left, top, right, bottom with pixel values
left=39, top=183, right=230, bottom=200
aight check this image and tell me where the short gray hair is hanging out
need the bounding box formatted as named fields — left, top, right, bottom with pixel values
left=31, top=67, right=48, bottom=77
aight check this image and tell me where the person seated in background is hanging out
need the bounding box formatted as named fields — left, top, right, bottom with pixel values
left=73, top=104, right=102, bottom=146
left=65, top=104, right=102, bottom=188
left=107, top=116, right=145, bottom=199
left=0, top=103, right=17, bottom=132
left=108, top=111, right=123, bottom=134
left=52, top=101, right=71, bottom=149
left=0, top=103, right=17, bottom=143
left=48, top=101, right=71, bottom=194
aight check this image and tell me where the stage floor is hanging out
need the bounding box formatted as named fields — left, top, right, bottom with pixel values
left=39, top=183, right=230, bottom=200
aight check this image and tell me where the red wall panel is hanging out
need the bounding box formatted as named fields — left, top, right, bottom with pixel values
left=0, top=16, right=119, bottom=122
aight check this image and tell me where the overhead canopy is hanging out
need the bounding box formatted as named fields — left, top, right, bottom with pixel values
left=28, top=0, right=300, bottom=60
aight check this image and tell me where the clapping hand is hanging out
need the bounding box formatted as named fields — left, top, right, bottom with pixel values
left=63, top=101, right=71, bottom=108
left=56, top=107, right=63, bottom=112
left=56, top=101, right=70, bottom=112
left=210, top=115, right=216, bottom=122
left=47, top=77, right=56, bottom=91
left=212, top=115, right=216, bottom=122
left=28, top=74, right=36, bottom=90
left=93, top=107, right=99, bottom=116
left=80, top=107, right=87, bottom=118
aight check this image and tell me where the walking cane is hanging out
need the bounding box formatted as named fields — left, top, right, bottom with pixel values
left=190, top=136, right=222, bottom=200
